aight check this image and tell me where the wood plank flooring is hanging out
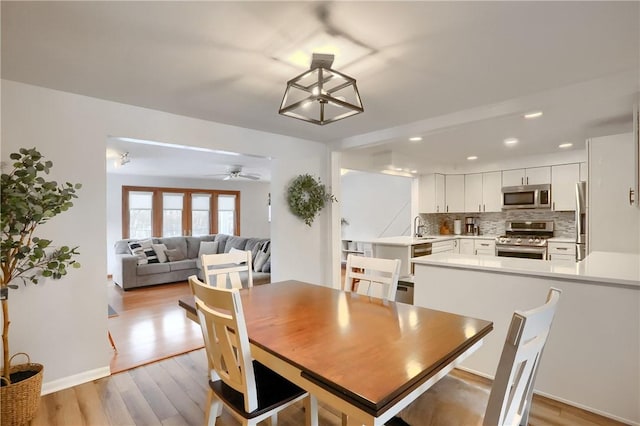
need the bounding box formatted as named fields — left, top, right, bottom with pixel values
left=36, top=279, right=624, bottom=425
left=107, top=281, right=204, bottom=373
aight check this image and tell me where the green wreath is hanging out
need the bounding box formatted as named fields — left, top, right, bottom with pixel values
left=287, top=174, right=336, bottom=226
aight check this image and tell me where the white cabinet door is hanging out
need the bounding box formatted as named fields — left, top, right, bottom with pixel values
left=525, top=166, right=551, bottom=185
left=432, top=240, right=455, bottom=254
left=474, top=239, right=495, bottom=256
left=502, top=167, right=550, bottom=186
left=445, top=174, right=465, bottom=213
left=435, top=173, right=445, bottom=213
left=502, top=169, right=525, bottom=186
left=453, top=239, right=460, bottom=254
left=419, top=173, right=446, bottom=213
left=459, top=239, right=474, bottom=254
left=464, top=174, right=483, bottom=213
left=548, top=241, right=575, bottom=261
left=588, top=133, right=640, bottom=254
left=482, top=171, right=502, bottom=212
left=579, top=162, right=588, bottom=182
left=551, top=163, right=580, bottom=211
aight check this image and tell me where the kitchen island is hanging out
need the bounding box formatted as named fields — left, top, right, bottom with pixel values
left=412, top=251, right=639, bottom=424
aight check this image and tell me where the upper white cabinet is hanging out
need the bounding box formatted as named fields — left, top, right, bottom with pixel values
left=551, top=163, right=580, bottom=211
left=579, top=162, right=588, bottom=182
left=482, top=171, right=503, bottom=212
left=502, top=166, right=551, bottom=186
left=464, top=171, right=502, bottom=213
left=419, top=173, right=445, bottom=213
left=464, top=174, right=483, bottom=213
left=445, top=174, right=465, bottom=213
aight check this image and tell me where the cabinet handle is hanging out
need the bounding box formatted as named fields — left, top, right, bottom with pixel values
left=483, top=204, right=486, bottom=212
left=521, top=177, right=524, bottom=185
left=526, top=177, right=529, bottom=185
left=553, top=202, right=555, bottom=210
left=557, top=247, right=569, bottom=251
left=478, top=204, right=481, bottom=212
left=630, top=188, right=636, bottom=206
left=446, top=205, right=449, bottom=212
left=480, top=243, right=489, bottom=246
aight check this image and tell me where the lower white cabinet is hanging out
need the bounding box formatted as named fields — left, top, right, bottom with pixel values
left=432, top=240, right=455, bottom=254
left=547, top=241, right=576, bottom=262
left=474, top=239, right=496, bottom=256
left=459, top=239, right=474, bottom=255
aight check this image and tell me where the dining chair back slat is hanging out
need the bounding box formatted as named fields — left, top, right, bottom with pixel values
left=343, top=254, right=401, bottom=301
left=201, top=250, right=253, bottom=289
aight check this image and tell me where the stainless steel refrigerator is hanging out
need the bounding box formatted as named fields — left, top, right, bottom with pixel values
left=575, top=181, right=587, bottom=260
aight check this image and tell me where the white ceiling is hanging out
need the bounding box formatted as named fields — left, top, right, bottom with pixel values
left=2, top=1, right=639, bottom=177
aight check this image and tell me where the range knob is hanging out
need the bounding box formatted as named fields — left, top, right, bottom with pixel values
left=535, top=237, right=541, bottom=244
left=528, top=238, right=534, bottom=243
left=516, top=238, right=522, bottom=244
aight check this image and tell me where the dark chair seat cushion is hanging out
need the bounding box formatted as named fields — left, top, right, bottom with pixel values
left=209, top=361, right=305, bottom=419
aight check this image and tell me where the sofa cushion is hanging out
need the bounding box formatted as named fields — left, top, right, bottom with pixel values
left=137, top=263, right=171, bottom=276
left=169, top=259, right=197, bottom=271
left=165, top=248, right=186, bottom=262
left=245, top=238, right=268, bottom=263
left=196, top=241, right=219, bottom=270
left=223, top=236, right=248, bottom=253
left=186, top=235, right=217, bottom=259
left=114, top=239, right=133, bottom=255
left=152, top=243, right=169, bottom=263
left=214, top=234, right=230, bottom=252
left=157, top=236, right=188, bottom=257
left=128, top=239, right=159, bottom=265
left=254, top=241, right=271, bottom=272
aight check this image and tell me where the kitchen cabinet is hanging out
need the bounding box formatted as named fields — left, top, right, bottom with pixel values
left=474, top=239, right=495, bottom=256
left=482, top=171, right=503, bottom=212
left=588, top=133, right=640, bottom=254
left=419, top=173, right=445, bottom=213
left=445, top=174, right=465, bottom=213
left=453, top=239, right=460, bottom=253
left=432, top=240, right=455, bottom=254
left=502, top=166, right=551, bottom=186
left=551, top=163, right=580, bottom=211
left=459, top=239, right=474, bottom=255
left=579, top=162, right=588, bottom=182
left=464, top=174, right=483, bottom=213
left=548, top=241, right=575, bottom=262
left=465, top=171, right=502, bottom=213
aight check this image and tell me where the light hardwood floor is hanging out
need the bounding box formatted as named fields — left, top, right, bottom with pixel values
left=47, top=280, right=626, bottom=425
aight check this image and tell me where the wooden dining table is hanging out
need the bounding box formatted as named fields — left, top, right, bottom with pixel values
left=178, top=280, right=493, bottom=426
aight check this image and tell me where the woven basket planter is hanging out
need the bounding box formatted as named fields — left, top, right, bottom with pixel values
left=0, top=353, right=44, bottom=426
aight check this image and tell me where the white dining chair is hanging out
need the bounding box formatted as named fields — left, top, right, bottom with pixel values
left=201, top=250, right=253, bottom=289
left=188, top=275, right=313, bottom=426
left=343, top=254, right=401, bottom=301
left=397, top=287, right=562, bottom=426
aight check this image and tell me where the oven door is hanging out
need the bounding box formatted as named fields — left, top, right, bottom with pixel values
left=495, top=245, right=547, bottom=260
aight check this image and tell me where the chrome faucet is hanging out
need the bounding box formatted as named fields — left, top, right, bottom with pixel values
left=414, top=215, right=424, bottom=237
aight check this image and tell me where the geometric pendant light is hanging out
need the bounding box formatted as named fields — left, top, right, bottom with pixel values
left=279, top=53, right=363, bottom=125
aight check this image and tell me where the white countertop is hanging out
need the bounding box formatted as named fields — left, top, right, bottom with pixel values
left=371, top=235, right=497, bottom=246
left=412, top=251, right=640, bottom=287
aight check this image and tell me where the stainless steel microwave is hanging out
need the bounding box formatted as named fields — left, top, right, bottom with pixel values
left=502, top=184, right=551, bottom=210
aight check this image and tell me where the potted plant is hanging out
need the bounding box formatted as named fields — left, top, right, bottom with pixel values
left=1, top=148, right=81, bottom=425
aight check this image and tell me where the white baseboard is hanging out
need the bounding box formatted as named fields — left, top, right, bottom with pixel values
left=41, top=366, right=111, bottom=396
left=455, top=366, right=638, bottom=426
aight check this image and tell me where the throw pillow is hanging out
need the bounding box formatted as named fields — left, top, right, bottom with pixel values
left=253, top=240, right=270, bottom=272
left=229, top=247, right=247, bottom=264
left=152, top=243, right=168, bottom=263
left=165, top=248, right=186, bottom=262
left=128, top=239, right=159, bottom=265
left=198, top=241, right=219, bottom=257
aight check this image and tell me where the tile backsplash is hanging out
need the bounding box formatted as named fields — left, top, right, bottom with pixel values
left=419, top=210, right=575, bottom=238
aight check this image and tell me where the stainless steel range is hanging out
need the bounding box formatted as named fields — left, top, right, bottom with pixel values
left=495, top=220, right=554, bottom=259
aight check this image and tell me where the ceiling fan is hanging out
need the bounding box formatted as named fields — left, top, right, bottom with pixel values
left=212, top=165, right=261, bottom=181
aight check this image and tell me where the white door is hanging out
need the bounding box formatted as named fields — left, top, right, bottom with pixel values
left=525, top=166, right=551, bottom=185
left=588, top=133, right=640, bottom=254
left=502, top=169, right=525, bottom=186
left=445, top=175, right=465, bottom=213
left=435, top=173, right=446, bottom=213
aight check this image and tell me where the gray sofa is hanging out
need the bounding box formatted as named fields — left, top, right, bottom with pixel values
left=113, top=234, right=270, bottom=290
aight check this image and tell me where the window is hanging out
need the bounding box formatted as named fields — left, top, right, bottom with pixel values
left=128, top=191, right=153, bottom=239
left=122, top=186, right=240, bottom=238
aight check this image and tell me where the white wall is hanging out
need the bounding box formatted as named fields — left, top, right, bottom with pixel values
left=106, top=174, right=270, bottom=275
left=1, top=80, right=331, bottom=391
left=340, top=170, right=412, bottom=241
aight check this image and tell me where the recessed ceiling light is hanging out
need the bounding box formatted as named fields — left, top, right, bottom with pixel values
left=559, top=143, right=573, bottom=149
left=410, top=169, right=417, bottom=174
left=467, top=156, right=478, bottom=161
left=504, top=138, right=519, bottom=146
left=524, top=111, right=543, bottom=119
left=409, top=136, right=423, bottom=142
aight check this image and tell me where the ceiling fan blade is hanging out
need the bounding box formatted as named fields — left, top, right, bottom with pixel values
left=239, top=174, right=260, bottom=180
left=223, top=175, right=231, bottom=180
